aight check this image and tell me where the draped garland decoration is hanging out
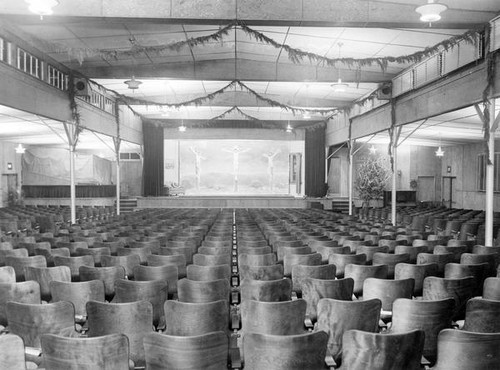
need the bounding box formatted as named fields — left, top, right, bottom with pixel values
left=67, top=74, right=83, bottom=147
left=387, top=98, right=397, bottom=172
left=21, top=19, right=483, bottom=72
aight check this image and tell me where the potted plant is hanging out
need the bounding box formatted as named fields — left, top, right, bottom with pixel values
left=355, top=155, right=390, bottom=208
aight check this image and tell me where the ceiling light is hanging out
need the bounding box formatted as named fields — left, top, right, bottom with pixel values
left=286, top=122, right=293, bottom=133
left=26, top=0, right=59, bottom=20
left=332, top=42, right=349, bottom=93
left=435, top=133, right=444, bottom=157
left=124, top=76, right=142, bottom=90
left=179, top=121, right=186, bottom=132
left=369, top=145, right=377, bottom=155
left=15, top=144, right=26, bottom=154
left=331, top=78, right=348, bottom=93
left=303, top=111, right=311, bottom=120
left=416, top=0, right=448, bottom=24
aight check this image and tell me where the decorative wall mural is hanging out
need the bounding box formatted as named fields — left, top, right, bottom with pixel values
left=177, top=140, right=291, bottom=195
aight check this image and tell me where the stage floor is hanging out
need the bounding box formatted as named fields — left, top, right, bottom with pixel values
left=138, top=195, right=308, bottom=209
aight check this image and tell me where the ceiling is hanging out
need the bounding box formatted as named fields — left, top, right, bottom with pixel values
left=0, top=0, right=499, bottom=152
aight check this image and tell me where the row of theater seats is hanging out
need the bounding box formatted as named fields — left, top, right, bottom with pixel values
left=0, top=205, right=499, bottom=369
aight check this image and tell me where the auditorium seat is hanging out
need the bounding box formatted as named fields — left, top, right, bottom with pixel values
left=5, top=255, right=46, bottom=281
left=417, top=253, right=454, bottom=276
left=238, top=253, right=277, bottom=267
left=53, top=255, right=94, bottom=281
left=329, top=253, right=366, bottom=278
left=239, top=264, right=284, bottom=281
left=144, top=331, right=229, bottom=370
left=7, top=301, right=78, bottom=348
left=241, top=299, right=307, bottom=336
left=243, top=331, right=328, bottom=370
left=186, top=264, right=231, bottom=281
left=146, top=254, right=186, bottom=278
left=178, top=278, right=230, bottom=304
left=291, top=264, right=336, bottom=297
left=344, top=264, right=388, bottom=297
left=363, top=278, right=414, bottom=320
left=0, top=334, right=38, bottom=370
left=444, top=262, right=489, bottom=297
left=240, top=278, right=292, bottom=302
left=41, top=333, right=131, bottom=370
left=430, top=329, right=500, bottom=370
left=315, top=298, right=381, bottom=363
left=283, top=252, right=322, bottom=277
left=0, top=265, right=15, bottom=283
left=301, top=277, right=354, bottom=321
left=394, top=262, right=439, bottom=296
left=79, top=265, right=126, bottom=301
left=462, top=297, right=500, bottom=333
left=86, top=300, right=153, bottom=367
left=338, top=329, right=424, bottom=370
left=422, top=276, right=475, bottom=320
left=0, top=281, right=41, bottom=326
left=372, top=252, right=410, bottom=278
left=24, top=265, right=71, bottom=302
left=483, top=277, right=500, bottom=300
left=390, top=298, right=454, bottom=364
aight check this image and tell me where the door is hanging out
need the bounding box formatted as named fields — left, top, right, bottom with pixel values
left=417, top=176, right=435, bottom=203
left=1, top=174, right=18, bottom=207
left=442, top=176, right=456, bottom=208
left=327, top=157, right=341, bottom=195
left=289, top=153, right=302, bottom=195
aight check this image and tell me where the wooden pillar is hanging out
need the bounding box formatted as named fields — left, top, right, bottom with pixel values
left=63, top=121, right=79, bottom=225
left=348, top=140, right=354, bottom=216
left=485, top=98, right=497, bottom=246
left=113, top=138, right=121, bottom=216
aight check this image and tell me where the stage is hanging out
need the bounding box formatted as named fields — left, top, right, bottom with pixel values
left=138, top=195, right=310, bottom=209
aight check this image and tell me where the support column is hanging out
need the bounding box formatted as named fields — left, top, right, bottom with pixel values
left=69, top=145, right=76, bottom=224
left=348, top=140, right=354, bottom=216
left=113, top=138, right=122, bottom=216
left=391, top=139, right=397, bottom=227
left=485, top=98, right=497, bottom=246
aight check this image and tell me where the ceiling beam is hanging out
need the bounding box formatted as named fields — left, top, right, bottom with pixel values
left=74, top=59, right=393, bottom=83
left=1, top=0, right=493, bottom=29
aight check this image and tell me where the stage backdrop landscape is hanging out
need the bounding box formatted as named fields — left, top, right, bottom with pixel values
left=164, top=140, right=302, bottom=195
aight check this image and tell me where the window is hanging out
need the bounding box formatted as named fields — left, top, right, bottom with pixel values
left=477, top=153, right=500, bottom=192
left=48, top=64, right=68, bottom=90
left=17, top=48, right=40, bottom=78
left=119, top=153, right=141, bottom=161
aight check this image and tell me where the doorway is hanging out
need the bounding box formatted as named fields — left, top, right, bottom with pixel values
left=417, top=176, right=436, bottom=203
left=442, top=176, right=456, bottom=208
left=1, top=174, right=18, bottom=207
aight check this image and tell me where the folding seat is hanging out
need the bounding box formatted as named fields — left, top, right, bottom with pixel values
left=50, top=280, right=105, bottom=323
left=482, top=277, right=500, bottom=300
left=113, top=278, right=168, bottom=328
left=86, top=300, right=153, bottom=367
left=292, top=264, right=336, bottom=297
left=394, top=245, right=427, bottom=263
left=430, top=329, right=500, bottom=370
left=444, top=262, right=489, bottom=296
left=315, top=298, right=381, bottom=363
left=178, top=278, right=230, bottom=304
left=363, top=278, right=414, bottom=320
left=344, top=264, right=388, bottom=297
left=394, top=262, right=439, bottom=296
left=338, top=329, right=424, bottom=370
left=186, top=264, right=231, bottom=281
left=372, top=252, right=410, bottom=278
left=422, top=276, right=475, bottom=320
left=283, top=252, right=322, bottom=277
left=0, top=334, right=38, bottom=370
left=193, top=253, right=231, bottom=266
left=390, top=298, right=454, bottom=364
left=243, top=331, right=328, bottom=370
left=0, top=281, right=40, bottom=326
left=7, top=301, right=78, bottom=348
left=55, top=241, right=88, bottom=256
left=329, top=253, right=366, bottom=278
left=5, top=255, right=46, bottom=281
left=144, top=331, right=228, bottom=370
left=53, top=255, right=94, bottom=282
left=238, top=253, right=276, bottom=267
left=460, top=253, right=497, bottom=277
left=24, top=266, right=71, bottom=302
left=240, top=278, right=292, bottom=303
left=0, top=265, right=16, bottom=283
left=417, top=252, right=454, bottom=276
left=41, top=333, right=130, bottom=370
left=462, top=297, right=500, bottom=333
left=100, top=254, right=141, bottom=279
left=79, top=265, right=126, bottom=301
left=301, top=277, right=354, bottom=321
left=276, top=245, right=311, bottom=263
left=239, top=264, right=284, bottom=281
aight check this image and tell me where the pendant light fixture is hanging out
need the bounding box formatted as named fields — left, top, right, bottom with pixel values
left=435, top=133, right=444, bottom=157
left=15, top=144, right=26, bottom=154
left=286, top=121, right=293, bottom=133
left=178, top=120, right=186, bottom=132
left=124, top=76, right=142, bottom=91
left=331, top=42, right=349, bottom=93
left=26, top=0, right=59, bottom=20
left=415, top=0, right=448, bottom=25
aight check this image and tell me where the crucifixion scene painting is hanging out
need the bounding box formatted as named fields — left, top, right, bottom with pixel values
left=179, top=140, right=290, bottom=195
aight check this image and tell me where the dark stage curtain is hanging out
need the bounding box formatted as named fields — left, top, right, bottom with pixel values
left=142, top=122, right=164, bottom=196
left=305, top=128, right=326, bottom=197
